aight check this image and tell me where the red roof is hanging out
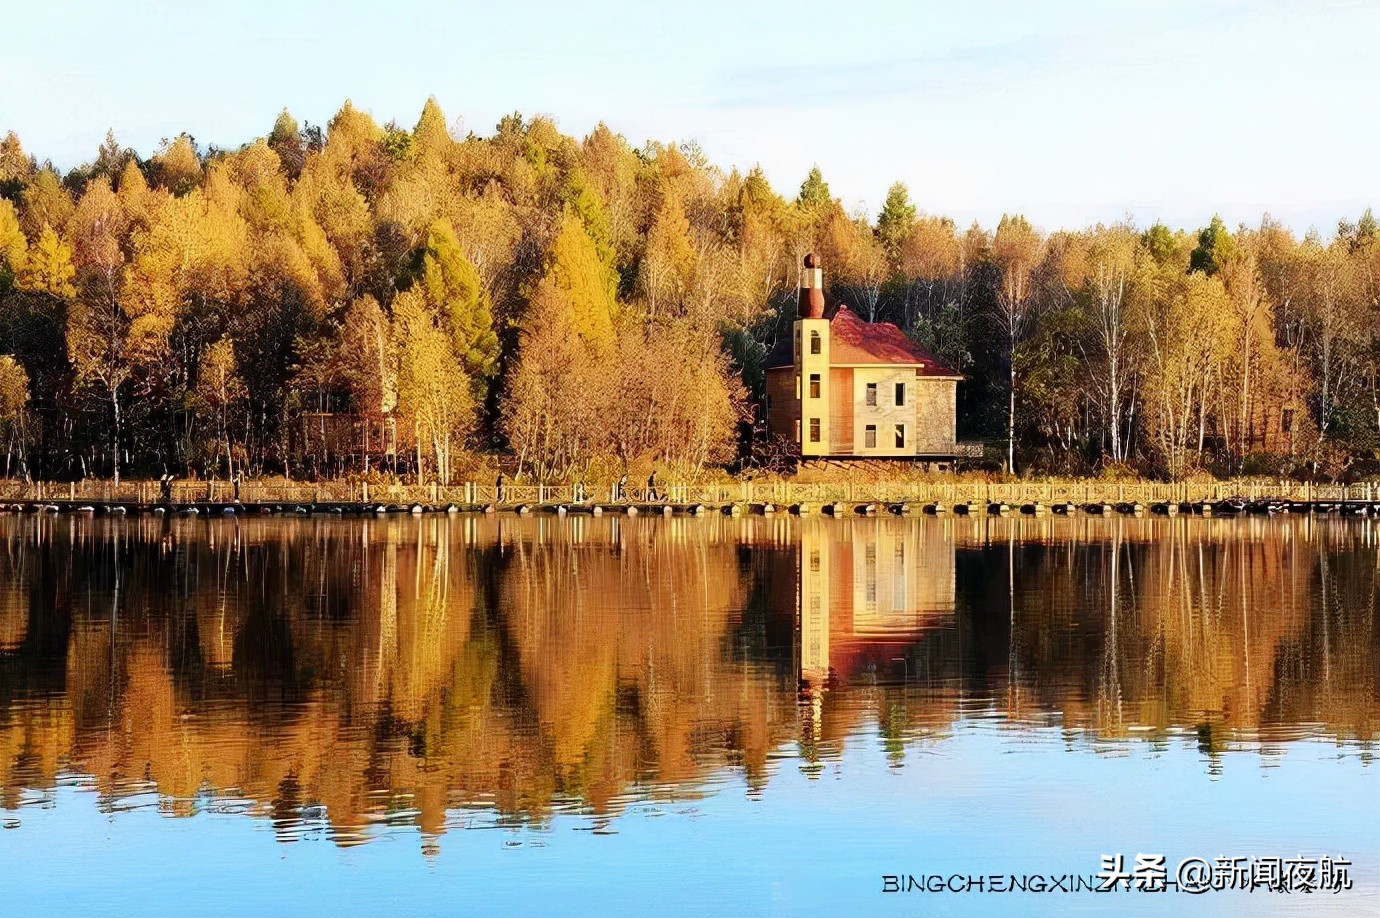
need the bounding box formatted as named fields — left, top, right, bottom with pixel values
left=763, top=306, right=959, bottom=376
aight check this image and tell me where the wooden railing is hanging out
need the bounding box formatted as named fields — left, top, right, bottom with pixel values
left=1, top=478, right=1378, bottom=507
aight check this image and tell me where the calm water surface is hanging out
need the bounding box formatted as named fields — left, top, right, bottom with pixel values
left=0, top=513, right=1375, bottom=916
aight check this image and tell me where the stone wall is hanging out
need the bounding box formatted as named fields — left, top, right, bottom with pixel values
left=912, top=378, right=957, bottom=455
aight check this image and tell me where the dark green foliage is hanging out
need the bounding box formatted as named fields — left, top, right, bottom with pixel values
left=1189, top=215, right=1234, bottom=275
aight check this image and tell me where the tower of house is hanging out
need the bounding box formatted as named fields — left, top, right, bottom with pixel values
left=795, top=253, right=830, bottom=456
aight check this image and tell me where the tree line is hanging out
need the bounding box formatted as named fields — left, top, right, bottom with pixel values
left=0, top=99, right=1377, bottom=483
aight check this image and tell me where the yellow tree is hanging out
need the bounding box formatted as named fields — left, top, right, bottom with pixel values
left=1083, top=224, right=1139, bottom=461
left=727, top=166, right=793, bottom=326
left=17, top=227, right=76, bottom=299
left=899, top=215, right=963, bottom=360
left=393, top=289, right=472, bottom=485
left=579, top=123, right=641, bottom=269
left=638, top=184, right=696, bottom=318
left=411, top=96, right=454, bottom=170
left=502, top=275, right=607, bottom=480
left=991, top=214, right=1042, bottom=473
left=1139, top=270, right=1233, bottom=476
left=339, top=295, right=397, bottom=472
left=0, top=355, right=29, bottom=477
left=446, top=188, right=521, bottom=310
left=152, top=134, right=203, bottom=196
left=192, top=335, right=246, bottom=477
left=607, top=320, right=740, bottom=472
left=0, top=199, right=26, bottom=284
left=0, top=132, right=32, bottom=191
left=267, top=110, right=305, bottom=180
left=19, top=170, right=73, bottom=238
left=824, top=210, right=887, bottom=321
left=115, top=160, right=162, bottom=232
left=502, top=211, right=622, bottom=478
left=542, top=212, right=618, bottom=353
left=66, top=177, right=135, bottom=480
left=1303, top=238, right=1363, bottom=453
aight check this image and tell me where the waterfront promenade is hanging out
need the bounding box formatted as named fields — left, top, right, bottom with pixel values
left=3, top=477, right=1380, bottom=517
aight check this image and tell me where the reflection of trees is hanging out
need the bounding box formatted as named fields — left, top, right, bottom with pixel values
left=0, top=515, right=797, bottom=848
left=979, top=516, right=1379, bottom=743
left=0, top=514, right=1376, bottom=849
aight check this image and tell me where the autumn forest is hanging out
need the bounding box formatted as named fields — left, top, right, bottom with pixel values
left=1, top=98, right=1378, bottom=484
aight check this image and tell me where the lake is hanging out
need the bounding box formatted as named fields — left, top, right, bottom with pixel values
left=0, top=512, right=1375, bottom=916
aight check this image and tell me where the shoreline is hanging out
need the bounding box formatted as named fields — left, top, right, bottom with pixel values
left=4, top=495, right=1379, bottom=519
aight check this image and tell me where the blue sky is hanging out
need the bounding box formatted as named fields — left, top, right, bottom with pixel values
left=3, top=0, right=1377, bottom=233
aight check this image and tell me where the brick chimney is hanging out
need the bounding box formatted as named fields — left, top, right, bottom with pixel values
left=798, top=253, right=825, bottom=319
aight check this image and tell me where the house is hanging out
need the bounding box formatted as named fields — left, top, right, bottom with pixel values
left=764, top=254, right=962, bottom=463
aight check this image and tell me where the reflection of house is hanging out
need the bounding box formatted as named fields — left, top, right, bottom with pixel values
left=765, top=254, right=962, bottom=463
left=798, top=518, right=956, bottom=686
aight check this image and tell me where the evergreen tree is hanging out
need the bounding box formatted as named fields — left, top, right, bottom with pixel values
left=796, top=166, right=831, bottom=211
left=1189, top=215, right=1235, bottom=276
left=418, top=219, right=500, bottom=379
left=876, top=181, right=916, bottom=265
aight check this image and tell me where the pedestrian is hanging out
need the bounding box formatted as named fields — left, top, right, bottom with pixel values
left=495, top=471, right=506, bottom=503
left=616, top=473, right=628, bottom=503
left=647, top=470, right=659, bottom=502
left=159, top=472, right=173, bottom=505
left=232, top=473, right=241, bottom=503
left=574, top=480, right=586, bottom=503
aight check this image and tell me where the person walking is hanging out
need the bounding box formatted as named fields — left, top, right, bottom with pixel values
left=495, top=471, right=507, bottom=504
left=616, top=473, right=628, bottom=503
left=647, top=470, right=659, bottom=502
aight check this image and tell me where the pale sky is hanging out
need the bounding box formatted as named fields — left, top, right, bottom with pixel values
left=3, top=0, right=1377, bottom=234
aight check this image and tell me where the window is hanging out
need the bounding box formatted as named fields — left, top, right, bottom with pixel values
left=895, top=543, right=907, bottom=607
left=864, top=425, right=877, bottom=448
left=895, top=424, right=906, bottom=448
left=865, top=544, right=877, bottom=610
left=809, top=418, right=821, bottom=443
left=865, top=383, right=877, bottom=406
left=809, top=330, right=821, bottom=355
left=895, top=382, right=905, bottom=406
left=795, top=375, right=801, bottom=398
left=810, top=549, right=820, bottom=572
left=809, top=373, right=821, bottom=399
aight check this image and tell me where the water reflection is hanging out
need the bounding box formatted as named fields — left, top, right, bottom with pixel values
left=0, top=514, right=1375, bottom=851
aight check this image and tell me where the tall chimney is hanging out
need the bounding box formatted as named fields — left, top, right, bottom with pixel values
left=798, top=253, right=825, bottom=319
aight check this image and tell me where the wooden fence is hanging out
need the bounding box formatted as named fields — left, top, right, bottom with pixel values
left=1, top=478, right=1378, bottom=507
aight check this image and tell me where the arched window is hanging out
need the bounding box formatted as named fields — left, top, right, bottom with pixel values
left=809, top=330, right=821, bottom=355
